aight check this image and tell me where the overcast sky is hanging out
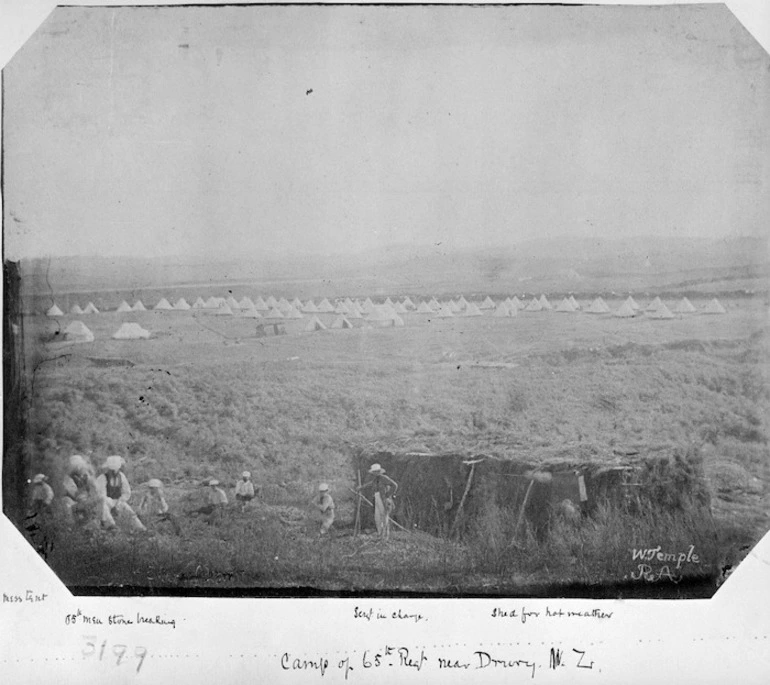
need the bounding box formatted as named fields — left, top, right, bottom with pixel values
left=3, top=4, right=769, bottom=260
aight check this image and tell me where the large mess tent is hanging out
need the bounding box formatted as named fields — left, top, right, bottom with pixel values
left=63, top=320, right=94, bottom=343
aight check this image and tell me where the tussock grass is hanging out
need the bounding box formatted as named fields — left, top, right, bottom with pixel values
left=14, top=306, right=769, bottom=592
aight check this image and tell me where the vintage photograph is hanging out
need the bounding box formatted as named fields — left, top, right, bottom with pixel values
left=3, top=4, right=769, bottom=598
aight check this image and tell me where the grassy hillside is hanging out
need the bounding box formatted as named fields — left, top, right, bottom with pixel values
left=13, top=301, right=770, bottom=593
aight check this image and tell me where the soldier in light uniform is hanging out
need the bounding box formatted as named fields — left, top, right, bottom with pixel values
left=61, top=455, right=101, bottom=528
left=137, top=479, right=181, bottom=535
left=235, top=471, right=256, bottom=509
left=190, top=479, right=229, bottom=522
left=315, top=483, right=335, bottom=537
left=95, top=456, right=146, bottom=532
left=357, top=464, right=399, bottom=540
left=29, top=474, right=54, bottom=514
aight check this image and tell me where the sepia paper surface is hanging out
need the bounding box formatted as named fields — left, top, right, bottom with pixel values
left=2, top=1, right=769, bottom=682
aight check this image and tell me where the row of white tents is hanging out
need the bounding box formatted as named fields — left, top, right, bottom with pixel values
left=56, top=321, right=152, bottom=343
left=45, top=294, right=728, bottom=320
left=54, top=296, right=728, bottom=345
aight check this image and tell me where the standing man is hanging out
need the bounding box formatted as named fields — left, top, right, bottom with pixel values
left=95, top=456, right=146, bottom=532
left=235, top=471, right=256, bottom=509
left=315, top=483, right=335, bottom=537
left=357, top=464, right=398, bottom=540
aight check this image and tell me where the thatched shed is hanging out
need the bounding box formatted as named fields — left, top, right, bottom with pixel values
left=352, top=445, right=711, bottom=540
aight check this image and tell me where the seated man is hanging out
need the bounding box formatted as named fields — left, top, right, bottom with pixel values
left=137, top=479, right=182, bottom=535
left=95, top=456, right=146, bottom=532
left=25, top=473, right=56, bottom=556
left=190, top=480, right=229, bottom=521
left=61, top=455, right=102, bottom=528
left=29, top=474, right=54, bottom=515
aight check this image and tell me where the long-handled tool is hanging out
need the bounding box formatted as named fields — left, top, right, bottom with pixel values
left=346, top=486, right=409, bottom=534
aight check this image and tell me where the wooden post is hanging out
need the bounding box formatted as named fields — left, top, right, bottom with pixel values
left=513, top=478, right=536, bottom=542
left=450, top=462, right=476, bottom=539
left=346, top=487, right=410, bottom=533
left=354, top=469, right=362, bottom=537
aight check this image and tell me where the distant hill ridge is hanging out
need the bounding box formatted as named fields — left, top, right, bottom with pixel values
left=16, top=235, right=768, bottom=298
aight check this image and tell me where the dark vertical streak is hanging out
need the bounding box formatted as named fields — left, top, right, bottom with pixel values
left=3, top=260, right=27, bottom=522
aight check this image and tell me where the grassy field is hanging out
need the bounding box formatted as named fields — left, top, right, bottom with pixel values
left=14, top=296, right=770, bottom=595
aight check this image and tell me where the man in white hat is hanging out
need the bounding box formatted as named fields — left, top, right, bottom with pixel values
left=137, top=479, right=181, bottom=535
left=95, top=456, right=146, bottom=532
left=24, top=473, right=56, bottom=557
left=314, top=483, right=335, bottom=537
left=29, top=474, right=54, bottom=513
left=357, top=464, right=399, bottom=540
left=61, top=454, right=101, bottom=527
left=190, top=479, right=228, bottom=521
left=234, top=471, right=256, bottom=509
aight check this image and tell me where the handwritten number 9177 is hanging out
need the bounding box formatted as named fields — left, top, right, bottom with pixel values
left=82, top=637, right=148, bottom=673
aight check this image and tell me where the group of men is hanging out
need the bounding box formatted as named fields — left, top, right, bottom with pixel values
left=27, top=456, right=256, bottom=536
left=26, top=456, right=400, bottom=540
